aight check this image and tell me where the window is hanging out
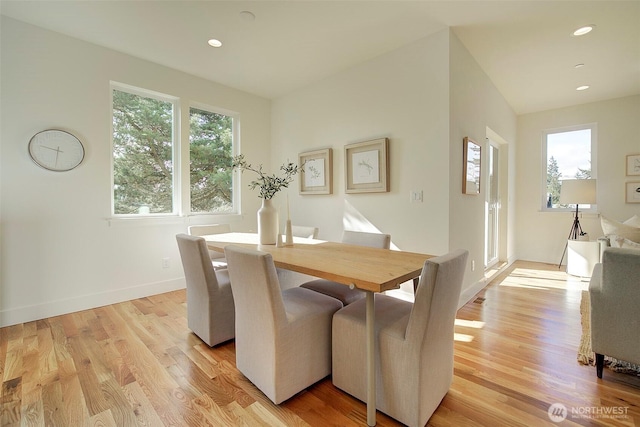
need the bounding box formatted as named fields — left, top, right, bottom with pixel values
left=189, top=107, right=234, bottom=213
left=112, top=86, right=177, bottom=215
left=542, top=123, right=597, bottom=210
left=111, top=83, right=237, bottom=217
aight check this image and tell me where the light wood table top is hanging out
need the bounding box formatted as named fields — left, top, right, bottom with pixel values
left=204, top=232, right=432, bottom=293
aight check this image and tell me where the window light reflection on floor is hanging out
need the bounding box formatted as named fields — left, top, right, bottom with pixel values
left=498, top=268, right=588, bottom=291
left=453, top=318, right=485, bottom=342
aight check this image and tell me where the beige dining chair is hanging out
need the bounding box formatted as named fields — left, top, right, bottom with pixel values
left=175, top=234, right=235, bottom=347
left=188, top=223, right=231, bottom=269
left=291, top=225, right=319, bottom=239
left=331, top=249, right=468, bottom=427
left=300, top=230, right=391, bottom=305
left=224, top=245, right=343, bottom=404
left=276, top=225, right=320, bottom=289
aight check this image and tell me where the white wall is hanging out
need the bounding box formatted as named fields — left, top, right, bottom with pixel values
left=272, top=29, right=518, bottom=301
left=516, top=95, right=640, bottom=264
left=0, top=17, right=271, bottom=326
left=272, top=30, right=451, bottom=256
left=449, top=32, right=518, bottom=301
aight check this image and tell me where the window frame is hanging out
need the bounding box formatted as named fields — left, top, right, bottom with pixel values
left=540, top=122, right=597, bottom=212
left=110, top=81, right=239, bottom=219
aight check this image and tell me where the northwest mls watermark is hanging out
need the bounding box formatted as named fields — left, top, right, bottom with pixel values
left=548, top=402, right=629, bottom=423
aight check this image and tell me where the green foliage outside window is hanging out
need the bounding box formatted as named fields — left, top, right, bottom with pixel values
left=112, top=88, right=235, bottom=215
left=189, top=108, right=234, bottom=213
left=546, top=156, right=562, bottom=207
left=113, top=90, right=174, bottom=214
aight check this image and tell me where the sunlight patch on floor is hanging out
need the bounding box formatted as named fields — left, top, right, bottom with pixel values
left=498, top=267, right=589, bottom=291
left=453, top=318, right=484, bottom=342
left=454, top=333, right=474, bottom=342
left=454, top=319, right=485, bottom=329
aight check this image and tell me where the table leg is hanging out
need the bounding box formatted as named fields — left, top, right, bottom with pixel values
left=366, top=291, right=376, bottom=426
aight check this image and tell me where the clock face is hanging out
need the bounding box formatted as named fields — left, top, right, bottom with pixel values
left=28, top=129, right=85, bottom=172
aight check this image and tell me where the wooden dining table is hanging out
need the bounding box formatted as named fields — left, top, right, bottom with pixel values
left=204, top=232, right=432, bottom=426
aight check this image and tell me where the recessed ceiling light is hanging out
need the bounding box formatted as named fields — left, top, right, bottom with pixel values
left=573, top=25, right=595, bottom=36
left=576, top=85, right=590, bottom=91
left=574, top=63, right=585, bottom=68
left=207, top=39, right=223, bottom=48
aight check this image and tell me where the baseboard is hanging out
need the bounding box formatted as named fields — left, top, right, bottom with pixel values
left=457, top=258, right=515, bottom=309
left=458, top=279, right=489, bottom=309
left=0, top=278, right=186, bottom=328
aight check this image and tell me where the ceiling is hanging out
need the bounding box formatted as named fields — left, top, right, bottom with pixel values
left=1, top=1, right=639, bottom=114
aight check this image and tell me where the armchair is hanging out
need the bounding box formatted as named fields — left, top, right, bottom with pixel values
left=589, top=247, right=640, bottom=378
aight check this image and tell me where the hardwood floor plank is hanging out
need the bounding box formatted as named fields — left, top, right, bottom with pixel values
left=59, top=362, right=90, bottom=426
left=1, top=261, right=638, bottom=426
left=122, top=381, right=166, bottom=427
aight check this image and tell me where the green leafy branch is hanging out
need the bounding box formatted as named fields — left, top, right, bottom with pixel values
left=232, top=154, right=303, bottom=200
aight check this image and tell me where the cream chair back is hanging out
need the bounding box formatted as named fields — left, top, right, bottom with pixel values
left=408, top=249, right=468, bottom=355
left=175, top=234, right=235, bottom=346
left=188, top=223, right=231, bottom=236
left=341, top=230, right=391, bottom=249
left=291, top=225, right=319, bottom=239
left=187, top=223, right=231, bottom=265
left=224, top=245, right=342, bottom=404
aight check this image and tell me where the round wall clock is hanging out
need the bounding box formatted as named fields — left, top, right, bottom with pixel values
left=28, top=129, right=85, bottom=172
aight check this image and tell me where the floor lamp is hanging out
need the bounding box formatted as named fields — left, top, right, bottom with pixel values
left=558, top=179, right=597, bottom=268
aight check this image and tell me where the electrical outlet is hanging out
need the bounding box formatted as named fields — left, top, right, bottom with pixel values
left=162, top=257, right=170, bottom=269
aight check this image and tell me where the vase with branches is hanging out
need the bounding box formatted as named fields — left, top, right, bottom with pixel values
left=232, top=154, right=302, bottom=244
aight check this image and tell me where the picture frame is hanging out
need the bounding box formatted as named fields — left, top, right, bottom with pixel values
left=299, top=148, right=332, bottom=195
left=625, top=181, right=640, bottom=203
left=626, top=154, right=640, bottom=176
left=345, top=138, right=389, bottom=193
left=463, top=137, right=481, bottom=195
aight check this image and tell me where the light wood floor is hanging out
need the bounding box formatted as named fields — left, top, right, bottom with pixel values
left=1, top=261, right=639, bottom=426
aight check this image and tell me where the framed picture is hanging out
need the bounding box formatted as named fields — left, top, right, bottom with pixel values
left=626, top=181, right=640, bottom=203
left=299, top=148, right=332, bottom=194
left=345, top=138, right=389, bottom=193
left=626, top=154, right=640, bottom=176
left=463, top=137, right=481, bottom=195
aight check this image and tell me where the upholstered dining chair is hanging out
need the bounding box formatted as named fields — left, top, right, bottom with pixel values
left=331, top=249, right=468, bottom=427
left=300, top=230, right=391, bottom=305
left=291, top=225, right=319, bottom=239
left=224, top=245, right=343, bottom=404
left=175, top=234, right=235, bottom=347
left=275, top=225, right=320, bottom=289
left=188, top=223, right=231, bottom=268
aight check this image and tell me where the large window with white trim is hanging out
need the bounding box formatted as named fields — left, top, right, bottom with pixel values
left=111, top=83, right=237, bottom=216
left=542, top=123, right=597, bottom=211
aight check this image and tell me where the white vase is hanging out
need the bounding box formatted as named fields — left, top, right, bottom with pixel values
left=257, top=198, right=279, bottom=245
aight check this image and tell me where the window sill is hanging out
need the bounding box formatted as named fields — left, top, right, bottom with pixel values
left=107, top=212, right=244, bottom=227
left=107, top=216, right=187, bottom=227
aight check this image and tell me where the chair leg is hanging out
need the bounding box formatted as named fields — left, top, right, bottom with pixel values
left=595, top=353, right=604, bottom=379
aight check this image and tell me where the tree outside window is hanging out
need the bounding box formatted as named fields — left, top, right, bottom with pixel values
left=112, top=89, right=175, bottom=215
left=189, top=107, right=234, bottom=213
left=112, top=84, right=237, bottom=216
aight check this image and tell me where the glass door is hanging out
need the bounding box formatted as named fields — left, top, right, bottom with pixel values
left=485, top=141, right=499, bottom=268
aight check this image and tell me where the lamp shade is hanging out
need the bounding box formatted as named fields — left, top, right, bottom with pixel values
left=559, top=179, right=597, bottom=204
